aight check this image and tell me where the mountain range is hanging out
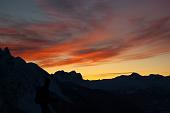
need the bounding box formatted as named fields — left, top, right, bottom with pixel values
left=0, top=47, right=170, bottom=113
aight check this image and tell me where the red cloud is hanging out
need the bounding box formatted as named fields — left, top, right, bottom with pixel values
left=1, top=15, right=170, bottom=68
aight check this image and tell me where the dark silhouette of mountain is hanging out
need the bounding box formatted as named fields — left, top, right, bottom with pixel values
left=52, top=70, right=83, bottom=82
left=0, top=48, right=50, bottom=113
left=82, top=73, right=170, bottom=113
left=0, top=47, right=170, bottom=113
left=0, top=48, right=144, bottom=113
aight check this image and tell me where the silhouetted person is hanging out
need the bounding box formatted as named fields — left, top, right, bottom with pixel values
left=35, top=78, right=51, bottom=113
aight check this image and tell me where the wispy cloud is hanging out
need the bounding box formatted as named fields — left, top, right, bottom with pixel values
left=0, top=0, right=170, bottom=69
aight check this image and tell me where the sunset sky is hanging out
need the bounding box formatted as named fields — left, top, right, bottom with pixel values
left=0, top=0, right=170, bottom=79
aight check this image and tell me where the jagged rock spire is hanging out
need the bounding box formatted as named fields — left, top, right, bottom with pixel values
left=129, top=72, right=141, bottom=78
left=0, top=47, right=13, bottom=59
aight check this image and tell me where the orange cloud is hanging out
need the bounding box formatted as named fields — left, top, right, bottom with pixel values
left=1, top=14, right=170, bottom=69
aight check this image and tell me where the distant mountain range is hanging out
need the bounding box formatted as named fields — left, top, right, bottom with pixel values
left=0, top=47, right=170, bottom=113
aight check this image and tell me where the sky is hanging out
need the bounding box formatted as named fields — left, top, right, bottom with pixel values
left=0, top=0, right=170, bottom=80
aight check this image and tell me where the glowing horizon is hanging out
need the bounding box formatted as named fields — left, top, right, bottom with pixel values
left=44, top=52, right=170, bottom=80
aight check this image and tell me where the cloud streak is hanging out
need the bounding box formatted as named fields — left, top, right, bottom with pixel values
left=0, top=0, right=170, bottom=69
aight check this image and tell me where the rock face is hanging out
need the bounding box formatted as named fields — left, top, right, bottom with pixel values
left=0, top=48, right=86, bottom=113
left=1, top=47, right=170, bottom=113
left=0, top=48, right=143, bottom=113
left=0, top=48, right=49, bottom=113
left=52, top=70, right=83, bottom=82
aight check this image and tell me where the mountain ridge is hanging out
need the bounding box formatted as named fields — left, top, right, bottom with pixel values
left=1, top=47, right=170, bottom=113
